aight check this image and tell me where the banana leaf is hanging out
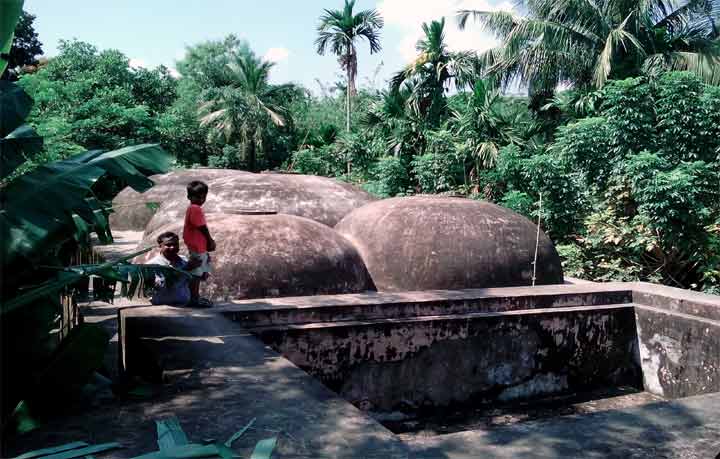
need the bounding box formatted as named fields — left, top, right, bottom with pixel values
left=34, top=322, right=110, bottom=397
left=156, top=418, right=190, bottom=450
left=0, top=80, right=33, bottom=137
left=1, top=124, right=43, bottom=179
left=1, top=247, right=152, bottom=316
left=0, top=0, right=24, bottom=79
left=0, top=143, right=170, bottom=273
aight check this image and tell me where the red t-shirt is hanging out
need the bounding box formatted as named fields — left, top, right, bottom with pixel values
left=183, top=204, right=207, bottom=253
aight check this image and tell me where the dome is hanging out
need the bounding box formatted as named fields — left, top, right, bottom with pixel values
left=142, top=172, right=376, bottom=235
left=110, top=169, right=249, bottom=231
left=334, top=196, right=563, bottom=292
left=136, top=213, right=374, bottom=301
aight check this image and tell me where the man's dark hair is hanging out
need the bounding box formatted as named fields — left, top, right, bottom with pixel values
left=157, top=231, right=179, bottom=245
left=187, top=180, right=208, bottom=197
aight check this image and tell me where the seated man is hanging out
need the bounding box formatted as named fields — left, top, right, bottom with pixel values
left=147, top=231, right=197, bottom=306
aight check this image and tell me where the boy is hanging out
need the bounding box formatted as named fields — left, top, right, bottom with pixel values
left=147, top=232, right=192, bottom=306
left=183, top=180, right=216, bottom=307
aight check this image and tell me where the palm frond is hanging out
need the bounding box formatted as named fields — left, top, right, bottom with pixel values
left=457, top=10, right=518, bottom=36
left=643, top=49, right=720, bottom=83
left=593, top=13, right=646, bottom=87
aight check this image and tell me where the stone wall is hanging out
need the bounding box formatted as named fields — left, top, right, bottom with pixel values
left=256, top=305, right=642, bottom=412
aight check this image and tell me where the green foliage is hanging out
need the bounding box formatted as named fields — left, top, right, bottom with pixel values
left=1, top=79, right=175, bottom=424
left=364, top=155, right=409, bottom=197
left=458, top=0, right=720, bottom=90
left=1, top=9, right=42, bottom=80
left=196, top=42, right=299, bottom=171
left=315, top=0, right=384, bottom=130
left=17, top=40, right=167, bottom=168
left=0, top=0, right=25, bottom=76
left=289, top=147, right=336, bottom=176
left=554, top=72, right=720, bottom=291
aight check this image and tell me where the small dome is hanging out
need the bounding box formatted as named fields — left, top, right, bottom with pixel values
left=137, top=213, right=374, bottom=301
left=142, top=172, right=376, bottom=235
left=110, top=169, right=249, bottom=231
left=335, top=197, right=563, bottom=291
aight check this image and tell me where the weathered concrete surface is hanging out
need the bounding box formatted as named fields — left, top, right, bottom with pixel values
left=335, top=197, right=563, bottom=292
left=406, top=392, right=720, bottom=459
left=632, top=282, right=720, bottom=321
left=635, top=304, right=720, bottom=399
left=220, top=286, right=632, bottom=327
left=109, top=169, right=248, bottom=231
left=3, top=306, right=409, bottom=459
left=255, top=305, right=642, bottom=412
left=135, top=213, right=374, bottom=301
left=141, top=172, right=376, bottom=234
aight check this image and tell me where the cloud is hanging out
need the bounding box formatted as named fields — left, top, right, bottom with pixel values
left=128, top=58, right=148, bottom=69
left=263, top=47, right=290, bottom=63
left=377, top=0, right=513, bottom=62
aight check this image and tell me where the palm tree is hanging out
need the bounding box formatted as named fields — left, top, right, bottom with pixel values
left=199, top=51, right=294, bottom=171
left=457, top=0, right=720, bottom=93
left=452, top=80, right=537, bottom=171
left=391, top=18, right=476, bottom=126
left=315, top=0, right=384, bottom=132
left=363, top=83, right=427, bottom=157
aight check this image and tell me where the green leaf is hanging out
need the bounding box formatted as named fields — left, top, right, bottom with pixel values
left=40, top=443, right=121, bottom=459
left=224, top=417, right=255, bottom=447
left=0, top=81, right=33, bottom=138
left=156, top=418, right=190, bottom=450
left=130, top=444, right=220, bottom=459
left=1, top=271, right=83, bottom=316
left=12, top=442, right=89, bottom=459
left=0, top=1, right=24, bottom=78
left=0, top=144, right=170, bottom=273
left=34, top=323, right=110, bottom=396
left=1, top=124, right=44, bottom=179
left=7, top=400, right=40, bottom=435
left=249, top=438, right=277, bottom=459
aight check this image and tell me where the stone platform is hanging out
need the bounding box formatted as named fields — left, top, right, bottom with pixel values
left=4, top=283, right=720, bottom=458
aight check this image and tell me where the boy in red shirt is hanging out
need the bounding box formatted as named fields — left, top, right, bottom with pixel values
left=183, top=181, right=216, bottom=307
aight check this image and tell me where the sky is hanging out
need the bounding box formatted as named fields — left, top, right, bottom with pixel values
left=25, top=0, right=513, bottom=92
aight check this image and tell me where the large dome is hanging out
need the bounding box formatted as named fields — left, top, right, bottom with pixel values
left=335, top=197, right=563, bottom=291
left=142, top=172, right=376, bottom=235
left=110, top=169, right=248, bottom=231
left=137, top=213, right=374, bottom=301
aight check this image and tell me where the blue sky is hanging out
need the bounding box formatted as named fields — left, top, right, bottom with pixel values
left=26, top=0, right=511, bottom=92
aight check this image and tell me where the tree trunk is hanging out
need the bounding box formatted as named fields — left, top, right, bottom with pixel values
left=247, top=140, right=256, bottom=172
left=346, top=66, right=351, bottom=133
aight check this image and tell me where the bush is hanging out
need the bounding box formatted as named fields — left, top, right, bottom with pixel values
left=289, top=147, right=336, bottom=176
left=365, top=156, right=409, bottom=197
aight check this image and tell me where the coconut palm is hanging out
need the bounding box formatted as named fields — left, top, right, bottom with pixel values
left=457, top=0, right=720, bottom=92
left=199, top=51, right=294, bottom=171
left=315, top=0, right=384, bottom=132
left=391, top=18, right=476, bottom=126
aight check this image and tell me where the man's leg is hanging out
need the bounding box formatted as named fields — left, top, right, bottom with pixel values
left=189, top=277, right=200, bottom=303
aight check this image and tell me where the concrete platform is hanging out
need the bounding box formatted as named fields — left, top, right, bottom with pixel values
left=4, top=283, right=719, bottom=459
left=406, top=392, right=720, bottom=458
left=4, top=306, right=408, bottom=459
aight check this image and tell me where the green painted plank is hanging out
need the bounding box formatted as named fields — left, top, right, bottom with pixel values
left=41, top=443, right=122, bottom=459
left=12, top=442, right=89, bottom=459
left=249, top=438, right=277, bottom=459
left=156, top=418, right=190, bottom=450
left=224, top=418, right=256, bottom=447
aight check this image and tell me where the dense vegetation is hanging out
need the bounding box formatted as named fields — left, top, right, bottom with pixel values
left=6, top=0, right=720, bottom=295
